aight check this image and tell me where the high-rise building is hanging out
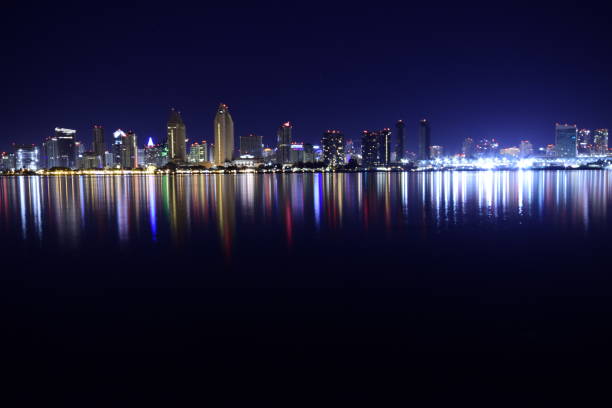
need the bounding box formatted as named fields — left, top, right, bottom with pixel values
left=555, top=123, right=577, bottom=158
left=290, top=142, right=304, bottom=163
left=213, top=104, right=234, bottom=165
left=44, top=128, right=76, bottom=168
left=322, top=130, right=345, bottom=167
left=418, top=119, right=431, bottom=160
left=104, top=151, right=114, bottom=167
left=303, top=143, right=314, bottom=163
left=145, top=140, right=169, bottom=168
left=112, top=129, right=125, bottom=168
left=462, top=137, right=474, bottom=159
left=189, top=141, right=209, bottom=164
left=396, top=120, right=405, bottom=161
left=378, top=128, right=392, bottom=165
left=519, top=140, right=533, bottom=158
left=79, top=153, right=102, bottom=169
left=167, top=109, right=187, bottom=163
left=430, top=145, right=444, bottom=159
left=577, top=129, right=592, bottom=155
left=0, top=152, right=15, bottom=171
left=119, top=131, right=138, bottom=169
left=262, top=148, right=274, bottom=163
left=593, top=129, right=608, bottom=156
left=14, top=144, right=39, bottom=170
left=276, top=122, right=292, bottom=164
left=499, top=147, right=520, bottom=158
left=240, top=134, right=263, bottom=158
left=361, top=130, right=379, bottom=167
left=92, top=125, right=105, bottom=163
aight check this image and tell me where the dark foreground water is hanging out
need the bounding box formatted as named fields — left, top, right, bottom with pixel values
left=1, top=171, right=611, bottom=401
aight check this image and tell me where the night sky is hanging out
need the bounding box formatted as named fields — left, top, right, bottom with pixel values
left=3, top=1, right=612, bottom=153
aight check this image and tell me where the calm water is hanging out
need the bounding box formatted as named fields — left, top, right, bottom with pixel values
left=2, top=171, right=612, bottom=389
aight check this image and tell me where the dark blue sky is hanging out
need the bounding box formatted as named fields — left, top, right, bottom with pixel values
left=3, top=1, right=611, bottom=153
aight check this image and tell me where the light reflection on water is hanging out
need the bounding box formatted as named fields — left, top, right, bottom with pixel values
left=0, top=171, right=610, bottom=253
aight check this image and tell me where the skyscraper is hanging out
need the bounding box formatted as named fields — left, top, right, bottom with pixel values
left=378, top=128, right=392, bottom=165
left=213, top=103, right=234, bottom=165
left=418, top=119, right=431, bottom=160
left=395, top=120, right=405, bottom=161
left=593, top=129, right=608, bottom=155
left=189, top=141, right=209, bottom=164
left=120, top=130, right=138, bottom=169
left=555, top=123, right=577, bottom=158
left=92, top=125, right=105, bottom=163
left=44, top=128, right=76, bottom=168
left=112, top=129, right=126, bottom=168
left=14, top=144, right=39, bottom=170
left=430, top=145, right=444, bottom=159
left=577, top=129, right=592, bottom=155
left=361, top=130, right=379, bottom=167
left=240, top=134, right=263, bottom=158
left=462, top=137, right=474, bottom=159
left=519, top=140, right=533, bottom=158
left=321, top=130, right=345, bottom=167
left=167, top=109, right=187, bottom=162
left=276, top=122, right=292, bottom=164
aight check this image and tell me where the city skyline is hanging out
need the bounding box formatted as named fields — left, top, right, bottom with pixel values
left=3, top=4, right=612, bottom=154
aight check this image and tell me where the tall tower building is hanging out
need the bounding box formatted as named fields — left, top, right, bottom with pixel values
left=112, top=129, right=125, bottom=168
left=321, top=130, right=345, bottom=167
left=593, top=129, right=608, bottom=156
left=395, top=120, right=405, bottom=161
left=361, top=130, right=380, bottom=167
left=167, top=109, right=186, bottom=162
left=213, top=103, right=234, bottom=165
left=519, top=140, right=534, bottom=158
left=240, top=134, right=263, bottom=158
left=577, top=129, right=592, bottom=155
left=92, top=125, right=105, bottom=162
left=276, top=122, right=292, bottom=164
left=44, top=128, right=76, bottom=168
left=462, top=137, right=475, bottom=159
left=555, top=123, right=577, bottom=158
left=378, top=128, right=392, bottom=165
left=120, top=131, right=138, bottom=169
left=418, top=119, right=431, bottom=160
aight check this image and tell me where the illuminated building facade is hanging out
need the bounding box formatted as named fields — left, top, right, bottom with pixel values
left=290, top=142, right=304, bottom=163
left=14, top=144, right=39, bottom=170
left=92, top=125, right=105, bottom=164
left=79, top=152, right=102, bottom=169
left=189, top=141, right=209, bottom=164
left=322, top=130, right=345, bottom=167
left=418, top=119, right=431, bottom=160
left=167, top=109, right=186, bottom=163
left=111, top=129, right=125, bottom=168
left=378, top=128, right=392, bottom=165
left=396, top=120, right=405, bottom=161
left=361, top=130, right=379, bottom=167
left=213, top=104, right=234, bottom=165
left=555, top=123, right=577, bottom=158
left=462, top=137, right=474, bottom=158
left=430, top=145, right=444, bottom=159
left=499, top=147, right=520, bottom=158
left=276, top=122, right=292, bottom=164
left=593, top=129, right=608, bottom=155
left=577, top=129, right=592, bottom=155
left=0, top=152, right=15, bottom=170
left=240, top=134, right=263, bottom=158
left=145, top=141, right=168, bottom=167
left=303, top=143, right=314, bottom=163
left=519, top=140, right=533, bottom=158
left=44, top=128, right=76, bottom=168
